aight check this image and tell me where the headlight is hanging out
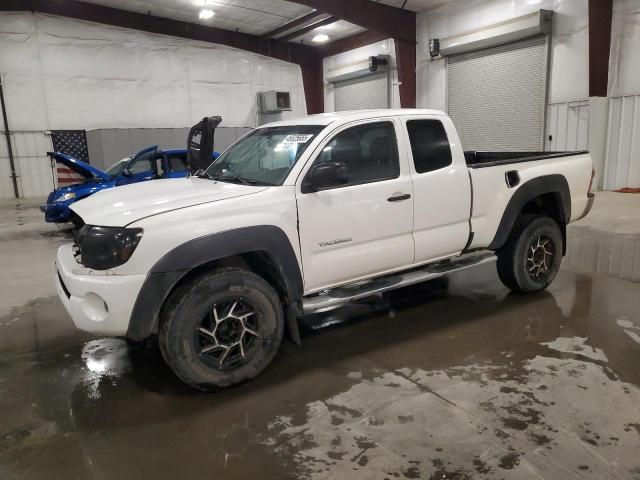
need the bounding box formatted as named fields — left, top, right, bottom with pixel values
left=55, top=192, right=76, bottom=202
left=77, top=226, right=143, bottom=270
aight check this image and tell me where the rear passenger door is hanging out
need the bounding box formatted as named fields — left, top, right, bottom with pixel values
left=403, top=116, right=471, bottom=264
left=164, top=152, right=189, bottom=178
left=296, top=118, right=414, bottom=292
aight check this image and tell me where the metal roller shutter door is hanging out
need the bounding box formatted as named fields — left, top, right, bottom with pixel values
left=334, top=73, right=388, bottom=111
left=447, top=36, right=548, bottom=151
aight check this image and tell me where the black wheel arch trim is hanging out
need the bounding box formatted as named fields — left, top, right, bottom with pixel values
left=126, top=225, right=303, bottom=342
left=488, top=175, right=571, bottom=252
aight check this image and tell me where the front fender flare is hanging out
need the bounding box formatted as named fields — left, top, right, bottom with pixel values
left=127, top=225, right=303, bottom=341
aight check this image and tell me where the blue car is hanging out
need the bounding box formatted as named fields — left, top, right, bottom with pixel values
left=41, top=145, right=218, bottom=223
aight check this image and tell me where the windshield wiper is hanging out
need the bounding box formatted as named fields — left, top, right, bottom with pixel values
left=212, top=174, right=257, bottom=186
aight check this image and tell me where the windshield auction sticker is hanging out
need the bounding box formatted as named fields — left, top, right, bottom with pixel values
left=281, top=134, right=314, bottom=144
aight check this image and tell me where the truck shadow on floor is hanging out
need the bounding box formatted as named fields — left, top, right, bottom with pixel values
left=66, top=274, right=575, bottom=426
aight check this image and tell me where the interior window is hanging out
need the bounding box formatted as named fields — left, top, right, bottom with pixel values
left=167, top=154, right=188, bottom=172
left=406, top=120, right=452, bottom=173
left=127, top=150, right=155, bottom=174
left=313, top=122, right=399, bottom=187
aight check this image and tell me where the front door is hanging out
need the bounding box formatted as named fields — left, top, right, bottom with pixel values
left=296, top=118, right=414, bottom=293
left=116, top=145, right=158, bottom=186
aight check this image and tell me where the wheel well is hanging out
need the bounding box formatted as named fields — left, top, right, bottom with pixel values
left=168, top=251, right=290, bottom=307
left=151, top=251, right=298, bottom=343
left=518, top=192, right=567, bottom=254
left=520, top=192, right=566, bottom=227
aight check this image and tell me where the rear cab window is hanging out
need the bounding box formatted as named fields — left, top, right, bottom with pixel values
left=406, top=119, right=452, bottom=173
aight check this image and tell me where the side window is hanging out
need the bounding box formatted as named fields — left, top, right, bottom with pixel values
left=406, top=120, right=452, bottom=173
left=127, top=151, right=154, bottom=174
left=313, top=122, right=399, bottom=187
left=167, top=154, right=188, bottom=172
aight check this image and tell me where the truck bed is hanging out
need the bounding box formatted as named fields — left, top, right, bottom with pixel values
left=465, top=150, right=589, bottom=168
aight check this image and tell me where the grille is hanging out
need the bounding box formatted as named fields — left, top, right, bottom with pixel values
left=70, top=213, right=86, bottom=264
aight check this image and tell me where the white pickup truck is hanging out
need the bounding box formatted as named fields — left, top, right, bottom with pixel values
left=55, top=109, right=595, bottom=389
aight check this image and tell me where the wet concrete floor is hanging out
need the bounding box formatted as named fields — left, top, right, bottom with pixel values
left=1, top=195, right=640, bottom=479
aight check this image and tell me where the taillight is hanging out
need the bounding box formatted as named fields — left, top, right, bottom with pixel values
left=588, top=168, right=595, bottom=192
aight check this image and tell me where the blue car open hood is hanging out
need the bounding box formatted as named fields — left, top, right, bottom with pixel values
left=48, top=152, right=112, bottom=181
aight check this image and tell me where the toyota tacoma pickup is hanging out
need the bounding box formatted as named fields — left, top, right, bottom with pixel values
left=55, top=109, right=595, bottom=390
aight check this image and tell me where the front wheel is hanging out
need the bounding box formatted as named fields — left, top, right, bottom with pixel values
left=159, top=268, right=284, bottom=390
left=496, top=215, right=563, bottom=293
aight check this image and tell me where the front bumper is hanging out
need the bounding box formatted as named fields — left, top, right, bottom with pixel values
left=55, top=244, right=147, bottom=336
left=41, top=202, right=72, bottom=223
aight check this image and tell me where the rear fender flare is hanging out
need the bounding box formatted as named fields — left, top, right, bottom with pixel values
left=488, top=175, right=571, bottom=251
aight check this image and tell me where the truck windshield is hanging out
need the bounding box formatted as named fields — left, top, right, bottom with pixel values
left=204, top=125, right=325, bottom=186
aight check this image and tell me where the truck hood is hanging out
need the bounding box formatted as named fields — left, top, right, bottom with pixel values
left=69, top=177, right=268, bottom=227
left=49, top=152, right=112, bottom=181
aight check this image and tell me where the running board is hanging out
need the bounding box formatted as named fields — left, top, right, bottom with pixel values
left=302, top=252, right=496, bottom=314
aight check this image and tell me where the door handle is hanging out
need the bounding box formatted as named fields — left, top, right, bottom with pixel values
left=387, top=193, right=411, bottom=202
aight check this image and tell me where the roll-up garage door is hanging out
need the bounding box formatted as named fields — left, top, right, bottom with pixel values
left=334, top=73, right=389, bottom=111
left=447, top=35, right=548, bottom=151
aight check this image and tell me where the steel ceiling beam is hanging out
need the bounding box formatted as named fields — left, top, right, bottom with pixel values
left=279, top=15, right=337, bottom=42
left=285, top=0, right=416, bottom=43
left=262, top=10, right=322, bottom=39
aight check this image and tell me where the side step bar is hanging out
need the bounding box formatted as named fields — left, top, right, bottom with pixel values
left=302, top=252, right=496, bottom=314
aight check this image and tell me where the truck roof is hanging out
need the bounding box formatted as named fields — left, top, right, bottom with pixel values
left=261, top=108, right=447, bottom=128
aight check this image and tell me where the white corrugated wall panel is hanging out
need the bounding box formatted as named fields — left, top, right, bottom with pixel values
left=334, top=73, right=389, bottom=111
left=545, top=101, right=589, bottom=151
left=0, top=132, right=54, bottom=198
left=604, top=95, right=640, bottom=190
left=447, top=35, right=548, bottom=151
left=14, top=132, right=54, bottom=197
left=0, top=133, right=16, bottom=199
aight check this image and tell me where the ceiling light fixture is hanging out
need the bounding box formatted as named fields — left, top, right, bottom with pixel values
left=317, top=22, right=336, bottom=30
left=199, top=8, right=215, bottom=19
left=312, top=33, right=330, bottom=43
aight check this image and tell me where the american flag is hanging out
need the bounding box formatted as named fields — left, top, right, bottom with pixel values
left=51, top=130, right=90, bottom=186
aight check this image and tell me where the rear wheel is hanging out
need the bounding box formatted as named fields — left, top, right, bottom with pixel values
left=496, top=215, right=563, bottom=293
left=159, top=268, right=284, bottom=390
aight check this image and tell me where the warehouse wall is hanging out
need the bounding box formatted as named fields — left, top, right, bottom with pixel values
left=603, top=0, right=640, bottom=190
left=323, top=39, right=401, bottom=112
left=414, top=0, right=640, bottom=190
left=0, top=11, right=306, bottom=198
left=415, top=0, right=589, bottom=110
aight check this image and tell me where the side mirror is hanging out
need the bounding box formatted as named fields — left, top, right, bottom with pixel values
left=122, top=168, right=132, bottom=177
left=305, top=161, right=349, bottom=192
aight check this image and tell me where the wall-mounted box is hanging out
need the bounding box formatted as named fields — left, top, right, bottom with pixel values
left=259, top=91, right=291, bottom=113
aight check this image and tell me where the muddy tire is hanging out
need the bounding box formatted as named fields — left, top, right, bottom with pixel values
left=159, top=268, right=284, bottom=390
left=496, top=215, right=563, bottom=293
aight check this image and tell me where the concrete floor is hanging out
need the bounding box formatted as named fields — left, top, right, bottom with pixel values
left=1, top=193, right=640, bottom=480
